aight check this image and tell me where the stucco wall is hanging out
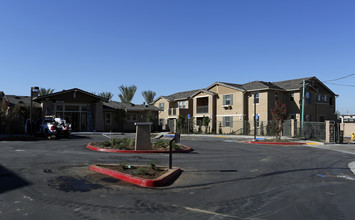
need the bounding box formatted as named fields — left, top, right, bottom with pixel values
left=340, top=123, right=355, bottom=137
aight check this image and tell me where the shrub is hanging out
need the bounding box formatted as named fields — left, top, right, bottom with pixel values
left=260, top=121, right=265, bottom=136
left=102, top=141, right=112, bottom=147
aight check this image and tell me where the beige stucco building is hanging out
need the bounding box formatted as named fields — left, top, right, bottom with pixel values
left=156, top=77, right=337, bottom=134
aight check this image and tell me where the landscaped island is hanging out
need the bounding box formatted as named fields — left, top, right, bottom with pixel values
left=87, top=138, right=193, bottom=153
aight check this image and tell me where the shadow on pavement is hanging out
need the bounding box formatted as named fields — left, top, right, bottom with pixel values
left=0, top=164, right=31, bottom=194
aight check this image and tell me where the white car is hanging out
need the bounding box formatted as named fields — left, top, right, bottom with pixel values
left=26, top=116, right=72, bottom=138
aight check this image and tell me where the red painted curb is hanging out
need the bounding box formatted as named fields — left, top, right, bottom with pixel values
left=87, top=143, right=193, bottom=153
left=245, top=141, right=306, bottom=145
left=90, top=164, right=182, bottom=187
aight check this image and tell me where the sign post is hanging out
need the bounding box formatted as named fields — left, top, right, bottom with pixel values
left=169, top=133, right=180, bottom=169
left=187, top=114, right=191, bottom=134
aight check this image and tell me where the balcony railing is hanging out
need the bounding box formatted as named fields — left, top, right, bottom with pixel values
left=197, top=106, right=208, bottom=114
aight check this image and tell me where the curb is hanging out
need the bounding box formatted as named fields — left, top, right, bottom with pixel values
left=87, top=143, right=193, bottom=153
left=90, top=164, right=182, bottom=187
left=245, top=141, right=307, bottom=145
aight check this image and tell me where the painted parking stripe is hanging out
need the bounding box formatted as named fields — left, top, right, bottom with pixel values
left=348, top=161, right=355, bottom=175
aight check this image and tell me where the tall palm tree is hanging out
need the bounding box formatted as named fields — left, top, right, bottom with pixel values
left=141, top=90, right=156, bottom=104
left=118, top=85, right=137, bottom=103
left=98, top=92, right=113, bottom=101
left=39, top=88, right=55, bottom=96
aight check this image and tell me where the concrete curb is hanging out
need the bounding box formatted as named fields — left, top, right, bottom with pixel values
left=87, top=143, right=193, bottom=153
left=245, top=141, right=307, bottom=145
left=90, top=164, right=182, bottom=187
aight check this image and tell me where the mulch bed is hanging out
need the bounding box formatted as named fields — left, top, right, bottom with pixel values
left=96, top=164, right=168, bottom=179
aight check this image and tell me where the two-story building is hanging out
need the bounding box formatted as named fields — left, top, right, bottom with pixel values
left=153, top=89, right=200, bottom=132
left=156, top=76, right=337, bottom=134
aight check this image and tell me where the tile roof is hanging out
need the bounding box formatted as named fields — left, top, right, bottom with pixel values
left=103, top=101, right=160, bottom=111
left=272, top=77, right=314, bottom=91
left=241, top=81, right=281, bottom=91
left=162, top=89, right=201, bottom=101
left=217, top=82, right=245, bottom=91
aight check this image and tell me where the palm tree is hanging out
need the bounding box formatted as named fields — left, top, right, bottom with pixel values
left=118, top=85, right=137, bottom=103
left=39, top=88, right=55, bottom=96
left=141, top=90, right=156, bottom=104
left=98, top=92, right=113, bottom=101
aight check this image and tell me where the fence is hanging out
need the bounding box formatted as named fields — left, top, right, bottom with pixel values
left=211, top=120, right=282, bottom=136
left=282, top=120, right=326, bottom=141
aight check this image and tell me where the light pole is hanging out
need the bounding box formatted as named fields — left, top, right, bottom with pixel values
left=301, top=80, right=305, bottom=136
left=30, top=87, right=39, bottom=135
left=254, top=92, right=257, bottom=141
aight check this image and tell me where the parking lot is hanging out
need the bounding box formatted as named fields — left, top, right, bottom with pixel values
left=1, top=134, right=355, bottom=219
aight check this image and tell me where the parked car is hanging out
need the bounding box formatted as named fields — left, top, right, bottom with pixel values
left=26, top=116, right=72, bottom=138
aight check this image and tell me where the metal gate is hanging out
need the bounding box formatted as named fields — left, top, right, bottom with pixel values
left=283, top=120, right=291, bottom=137
left=302, top=122, right=326, bottom=141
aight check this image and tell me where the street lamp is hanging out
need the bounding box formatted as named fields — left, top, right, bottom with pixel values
left=30, top=87, right=39, bottom=135
left=254, top=92, right=257, bottom=141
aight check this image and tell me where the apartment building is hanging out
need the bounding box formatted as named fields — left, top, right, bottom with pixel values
left=156, top=76, right=337, bottom=134
left=153, top=89, right=200, bottom=132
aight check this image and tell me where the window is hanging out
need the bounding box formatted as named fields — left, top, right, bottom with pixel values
left=329, top=97, right=333, bottom=105
left=317, top=94, right=321, bottom=102
left=127, top=113, right=137, bottom=122
left=275, top=92, right=279, bottom=101
left=319, top=116, right=325, bottom=122
left=56, top=105, right=63, bottom=111
left=223, top=94, right=233, bottom=105
left=324, top=95, right=327, bottom=103
left=306, top=92, right=311, bottom=104
left=105, top=112, right=112, bottom=125
left=158, top=103, right=165, bottom=110
left=65, top=105, right=80, bottom=111
left=290, top=93, right=294, bottom=101
left=254, top=92, right=259, bottom=104
left=223, top=116, right=233, bottom=127
left=177, top=101, right=187, bottom=109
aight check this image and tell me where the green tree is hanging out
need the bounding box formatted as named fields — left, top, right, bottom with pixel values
left=141, top=90, right=156, bottom=104
left=39, top=88, right=55, bottom=96
left=270, top=101, right=287, bottom=140
left=118, top=85, right=137, bottom=103
left=176, top=115, right=187, bottom=133
left=98, top=92, right=114, bottom=101
left=202, top=116, right=210, bottom=134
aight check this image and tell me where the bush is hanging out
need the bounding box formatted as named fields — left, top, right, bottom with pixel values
left=260, top=121, right=265, bottom=136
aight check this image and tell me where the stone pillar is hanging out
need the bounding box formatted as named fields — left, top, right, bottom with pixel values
left=325, top=120, right=331, bottom=143
left=290, top=119, right=295, bottom=137
left=135, top=122, right=152, bottom=150
left=94, top=101, right=104, bottom=131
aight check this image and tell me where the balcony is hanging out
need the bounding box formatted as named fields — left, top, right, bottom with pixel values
left=168, top=108, right=190, bottom=117
left=197, top=106, right=208, bottom=114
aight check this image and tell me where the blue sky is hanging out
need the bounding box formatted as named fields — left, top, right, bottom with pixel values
left=1, top=0, right=355, bottom=113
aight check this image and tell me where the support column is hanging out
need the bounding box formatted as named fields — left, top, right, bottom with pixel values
left=290, top=119, right=295, bottom=137
left=135, top=122, right=152, bottom=150
left=325, top=120, right=331, bottom=143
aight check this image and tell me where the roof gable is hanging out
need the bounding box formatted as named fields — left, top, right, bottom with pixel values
left=34, top=88, right=107, bottom=102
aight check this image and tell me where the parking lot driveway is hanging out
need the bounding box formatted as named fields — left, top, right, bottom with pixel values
left=1, top=134, right=355, bottom=219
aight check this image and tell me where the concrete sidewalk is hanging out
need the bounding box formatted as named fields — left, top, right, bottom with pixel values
left=306, top=143, right=355, bottom=155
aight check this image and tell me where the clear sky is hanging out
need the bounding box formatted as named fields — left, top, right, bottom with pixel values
left=1, top=0, right=355, bottom=113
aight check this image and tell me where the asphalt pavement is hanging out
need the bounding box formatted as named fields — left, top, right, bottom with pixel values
left=1, top=134, right=355, bottom=219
